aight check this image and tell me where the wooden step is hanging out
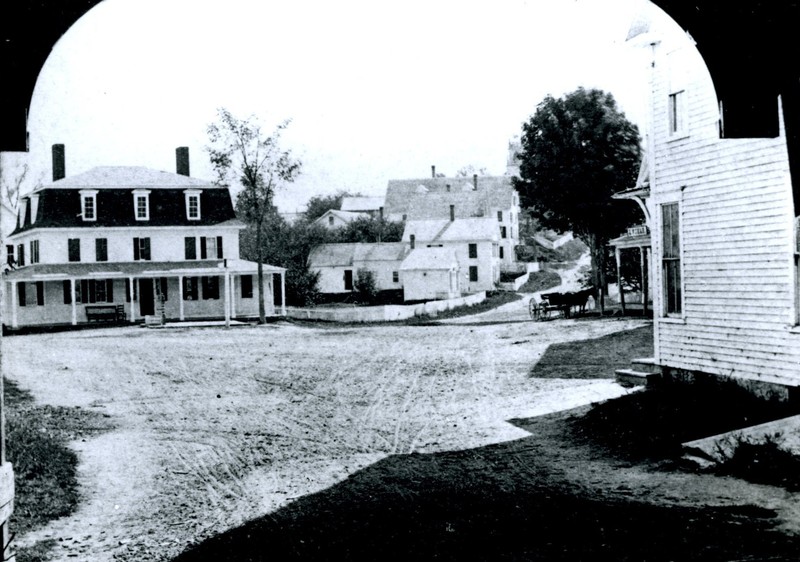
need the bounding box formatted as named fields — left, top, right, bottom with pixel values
left=630, top=357, right=658, bottom=371
left=615, top=368, right=660, bottom=388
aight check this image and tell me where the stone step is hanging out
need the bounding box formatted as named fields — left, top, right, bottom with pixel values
left=615, top=368, right=660, bottom=388
left=630, top=357, right=658, bottom=371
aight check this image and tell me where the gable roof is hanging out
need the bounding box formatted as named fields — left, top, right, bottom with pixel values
left=341, top=196, right=384, bottom=212
left=402, top=218, right=499, bottom=243
left=309, top=242, right=408, bottom=267
left=400, top=247, right=458, bottom=271
left=384, top=176, right=518, bottom=219
left=35, top=166, right=212, bottom=191
left=312, top=209, right=369, bottom=226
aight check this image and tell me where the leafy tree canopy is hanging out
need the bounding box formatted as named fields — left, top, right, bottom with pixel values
left=513, top=87, right=642, bottom=244
left=304, top=191, right=356, bottom=223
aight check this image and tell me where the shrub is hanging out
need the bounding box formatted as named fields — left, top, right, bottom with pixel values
left=355, top=268, right=378, bottom=304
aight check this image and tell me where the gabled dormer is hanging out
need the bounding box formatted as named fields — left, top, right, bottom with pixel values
left=184, top=189, right=202, bottom=221
left=133, top=189, right=151, bottom=221
left=80, top=189, right=98, bottom=221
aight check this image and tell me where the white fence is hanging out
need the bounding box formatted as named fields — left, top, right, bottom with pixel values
left=285, top=292, right=486, bottom=323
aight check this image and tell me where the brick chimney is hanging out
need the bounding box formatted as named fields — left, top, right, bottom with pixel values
left=449, top=204, right=455, bottom=221
left=431, top=165, right=436, bottom=178
left=472, top=173, right=478, bottom=191
left=52, top=144, right=65, bottom=181
left=176, top=146, right=190, bottom=176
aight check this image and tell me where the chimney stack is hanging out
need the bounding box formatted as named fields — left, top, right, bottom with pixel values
left=431, top=165, right=436, bottom=178
left=176, top=146, right=190, bottom=176
left=52, top=144, right=65, bottom=181
left=449, top=204, right=455, bottom=222
left=410, top=234, right=415, bottom=249
left=472, top=174, right=478, bottom=191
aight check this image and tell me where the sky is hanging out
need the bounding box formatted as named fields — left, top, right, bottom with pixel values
left=24, top=0, right=661, bottom=211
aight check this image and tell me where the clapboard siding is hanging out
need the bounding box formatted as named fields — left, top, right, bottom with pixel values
left=649, top=30, right=800, bottom=384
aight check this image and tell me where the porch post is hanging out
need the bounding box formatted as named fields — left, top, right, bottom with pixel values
left=230, top=275, right=236, bottom=319
left=70, top=278, right=77, bottom=325
left=615, top=247, right=626, bottom=315
left=223, top=272, right=231, bottom=328
left=129, top=276, right=136, bottom=322
left=178, top=275, right=184, bottom=321
left=641, top=246, right=649, bottom=316
left=9, top=282, right=17, bottom=329
left=281, top=271, right=286, bottom=316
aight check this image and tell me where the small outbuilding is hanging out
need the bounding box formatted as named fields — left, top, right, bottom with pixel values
left=400, top=247, right=460, bottom=302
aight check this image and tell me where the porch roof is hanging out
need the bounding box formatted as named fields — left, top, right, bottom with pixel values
left=608, top=233, right=651, bottom=250
left=3, top=259, right=284, bottom=281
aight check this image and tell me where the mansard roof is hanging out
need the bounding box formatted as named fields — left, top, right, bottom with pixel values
left=13, top=166, right=238, bottom=234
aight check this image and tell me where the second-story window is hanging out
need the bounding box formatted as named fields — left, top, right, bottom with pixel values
left=500, top=226, right=507, bottom=239
left=16, top=244, right=25, bottom=266
left=185, top=237, right=197, bottom=260
left=68, top=238, right=81, bottom=262
left=468, top=243, right=478, bottom=259
left=133, top=190, right=151, bottom=221
left=30, top=240, right=40, bottom=264
left=200, top=236, right=223, bottom=259
left=96, top=238, right=108, bottom=262
left=133, top=237, right=151, bottom=261
left=669, top=91, right=686, bottom=136
left=497, top=211, right=503, bottom=222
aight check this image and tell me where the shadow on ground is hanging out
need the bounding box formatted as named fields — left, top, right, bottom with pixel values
left=529, top=325, right=653, bottom=379
left=172, top=432, right=797, bottom=562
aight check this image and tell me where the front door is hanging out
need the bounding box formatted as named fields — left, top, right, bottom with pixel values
left=139, top=278, right=154, bottom=316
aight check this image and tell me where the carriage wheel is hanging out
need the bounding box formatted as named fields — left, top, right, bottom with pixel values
left=529, top=300, right=542, bottom=321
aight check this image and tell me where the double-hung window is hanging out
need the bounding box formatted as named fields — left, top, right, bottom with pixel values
left=468, top=243, right=478, bottom=259
left=661, top=202, right=682, bottom=315
left=133, top=237, right=151, bottom=261
left=668, top=91, right=686, bottom=137
left=241, top=275, right=253, bottom=299
left=133, top=190, right=151, bottom=221
left=68, top=238, right=81, bottom=262
left=202, top=276, right=220, bottom=300
left=30, top=240, right=40, bottom=264
left=95, top=238, right=108, bottom=262
left=184, top=190, right=201, bottom=220
left=80, top=190, right=98, bottom=221
left=183, top=277, right=199, bottom=300
left=200, top=236, right=223, bottom=259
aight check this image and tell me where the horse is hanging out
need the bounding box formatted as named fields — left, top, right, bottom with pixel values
left=565, top=286, right=597, bottom=316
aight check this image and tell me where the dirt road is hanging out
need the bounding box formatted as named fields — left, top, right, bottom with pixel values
left=3, top=297, right=647, bottom=561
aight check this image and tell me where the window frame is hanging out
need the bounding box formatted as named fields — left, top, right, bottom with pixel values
left=668, top=90, right=687, bottom=138
left=469, top=265, right=478, bottom=282
left=133, top=189, right=151, bottom=221
left=241, top=275, right=254, bottom=299
left=660, top=201, right=683, bottom=317
left=68, top=238, right=81, bottom=262
left=202, top=276, right=220, bottom=300
left=468, top=243, right=478, bottom=259
left=95, top=238, right=108, bottom=262
left=133, top=237, right=151, bottom=261
left=30, top=239, right=40, bottom=264
left=184, top=190, right=202, bottom=221
left=80, top=190, right=98, bottom=222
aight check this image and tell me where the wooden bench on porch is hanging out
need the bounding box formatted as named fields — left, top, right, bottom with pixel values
left=85, top=304, right=126, bottom=323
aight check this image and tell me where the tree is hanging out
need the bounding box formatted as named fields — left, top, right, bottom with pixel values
left=455, top=165, right=488, bottom=177
left=304, top=191, right=355, bottom=223
left=354, top=268, right=378, bottom=303
left=514, top=87, right=642, bottom=311
left=207, top=108, right=301, bottom=323
left=334, top=216, right=405, bottom=244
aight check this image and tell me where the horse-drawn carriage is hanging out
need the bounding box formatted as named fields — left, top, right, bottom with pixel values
left=529, top=287, right=596, bottom=321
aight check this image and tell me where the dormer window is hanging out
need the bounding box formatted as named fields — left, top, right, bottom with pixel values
left=184, top=189, right=202, bottom=221
left=80, top=190, right=98, bottom=222
left=133, top=190, right=151, bottom=221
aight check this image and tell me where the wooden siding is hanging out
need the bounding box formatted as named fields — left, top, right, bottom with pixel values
left=650, top=34, right=800, bottom=385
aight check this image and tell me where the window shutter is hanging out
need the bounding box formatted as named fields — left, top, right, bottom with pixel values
left=36, top=281, right=44, bottom=306
left=216, top=236, right=223, bottom=259
left=88, top=279, right=97, bottom=304
left=200, top=237, right=207, bottom=259
left=160, top=277, right=168, bottom=301
left=18, top=283, right=26, bottom=307
left=133, top=238, right=140, bottom=261
left=185, top=237, right=196, bottom=260
left=63, top=280, right=72, bottom=304
left=143, top=238, right=151, bottom=261
left=125, top=279, right=130, bottom=302
left=107, top=279, right=114, bottom=302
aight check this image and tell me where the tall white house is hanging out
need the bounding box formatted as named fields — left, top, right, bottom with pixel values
left=2, top=145, right=285, bottom=329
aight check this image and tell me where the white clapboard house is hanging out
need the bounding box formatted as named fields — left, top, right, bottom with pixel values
left=633, top=7, right=800, bottom=389
left=2, top=145, right=285, bottom=329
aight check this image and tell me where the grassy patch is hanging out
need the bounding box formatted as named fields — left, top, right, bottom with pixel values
left=3, top=378, right=113, bottom=559
left=517, top=271, right=561, bottom=293
left=408, top=292, right=523, bottom=323
left=530, top=325, right=653, bottom=380
left=715, top=435, right=800, bottom=491
left=572, top=376, right=800, bottom=461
